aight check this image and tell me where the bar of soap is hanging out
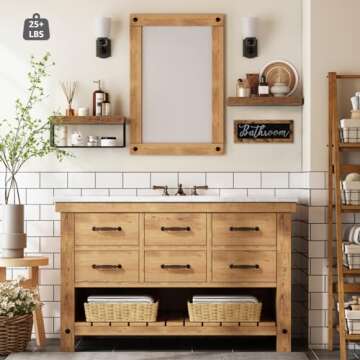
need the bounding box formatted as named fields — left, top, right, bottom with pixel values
left=345, top=173, right=360, bottom=183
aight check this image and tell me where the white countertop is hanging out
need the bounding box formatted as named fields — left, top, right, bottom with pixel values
left=54, top=195, right=298, bottom=203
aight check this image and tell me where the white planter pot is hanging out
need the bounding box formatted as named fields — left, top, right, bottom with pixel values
left=0, top=204, right=26, bottom=258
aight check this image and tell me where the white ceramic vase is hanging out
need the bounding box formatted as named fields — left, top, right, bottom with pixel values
left=0, top=204, right=26, bottom=258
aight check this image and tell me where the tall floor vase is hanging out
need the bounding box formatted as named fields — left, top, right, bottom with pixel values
left=0, top=205, right=26, bottom=258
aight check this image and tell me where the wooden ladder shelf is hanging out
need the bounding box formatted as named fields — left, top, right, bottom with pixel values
left=328, top=72, right=360, bottom=359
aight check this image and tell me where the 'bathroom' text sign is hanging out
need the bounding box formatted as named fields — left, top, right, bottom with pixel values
left=234, top=120, right=294, bottom=143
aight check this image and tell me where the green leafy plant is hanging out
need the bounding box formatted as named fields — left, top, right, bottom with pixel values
left=0, top=53, right=69, bottom=204
left=0, top=279, right=40, bottom=317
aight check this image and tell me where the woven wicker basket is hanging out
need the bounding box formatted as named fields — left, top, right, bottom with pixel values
left=187, top=302, right=262, bottom=322
left=84, top=302, right=159, bottom=322
left=0, top=314, right=33, bottom=355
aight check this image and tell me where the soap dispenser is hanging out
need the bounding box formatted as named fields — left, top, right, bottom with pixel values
left=93, top=80, right=105, bottom=116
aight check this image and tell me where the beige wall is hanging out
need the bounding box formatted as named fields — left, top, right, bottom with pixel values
left=303, top=0, right=360, bottom=171
left=0, top=0, right=302, bottom=172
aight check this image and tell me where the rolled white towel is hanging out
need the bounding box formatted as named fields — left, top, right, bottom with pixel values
left=353, top=226, right=360, bottom=245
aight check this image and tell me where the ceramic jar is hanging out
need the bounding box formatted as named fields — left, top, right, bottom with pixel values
left=71, top=130, right=84, bottom=146
left=270, top=82, right=290, bottom=97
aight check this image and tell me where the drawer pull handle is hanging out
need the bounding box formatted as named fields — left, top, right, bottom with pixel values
left=229, top=264, right=260, bottom=270
left=92, top=226, right=122, bottom=232
left=229, top=226, right=260, bottom=232
left=161, top=264, right=191, bottom=269
left=92, top=264, right=122, bottom=270
left=161, top=226, right=191, bottom=232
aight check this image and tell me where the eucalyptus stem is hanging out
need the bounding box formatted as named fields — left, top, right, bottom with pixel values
left=0, top=53, right=71, bottom=205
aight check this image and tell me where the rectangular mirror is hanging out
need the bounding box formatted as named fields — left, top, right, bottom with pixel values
left=130, top=14, right=224, bottom=155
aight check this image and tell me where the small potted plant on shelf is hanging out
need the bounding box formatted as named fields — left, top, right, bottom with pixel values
left=0, top=53, right=69, bottom=258
left=0, top=279, right=39, bottom=355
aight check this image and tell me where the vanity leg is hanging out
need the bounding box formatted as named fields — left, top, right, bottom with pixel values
left=276, top=213, right=292, bottom=352
left=60, top=213, right=75, bottom=352
left=0, top=267, right=6, bottom=281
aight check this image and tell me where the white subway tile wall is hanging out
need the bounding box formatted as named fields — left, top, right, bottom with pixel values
left=123, top=173, right=150, bottom=188
left=0, top=171, right=333, bottom=349
left=41, top=173, right=67, bottom=189
left=95, top=173, right=123, bottom=189
left=68, top=173, right=95, bottom=188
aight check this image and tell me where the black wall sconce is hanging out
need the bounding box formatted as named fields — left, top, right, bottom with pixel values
left=242, top=17, right=258, bottom=58
left=96, top=17, right=111, bottom=58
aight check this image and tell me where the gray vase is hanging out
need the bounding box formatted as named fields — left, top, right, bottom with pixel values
left=1, top=204, right=26, bottom=258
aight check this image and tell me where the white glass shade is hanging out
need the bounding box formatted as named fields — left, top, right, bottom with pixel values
left=95, top=17, right=111, bottom=38
left=241, top=16, right=257, bottom=38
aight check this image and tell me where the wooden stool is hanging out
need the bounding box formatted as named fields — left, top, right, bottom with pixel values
left=0, top=256, right=49, bottom=347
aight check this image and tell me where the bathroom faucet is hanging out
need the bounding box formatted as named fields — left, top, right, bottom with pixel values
left=175, top=184, right=186, bottom=196
left=191, top=185, right=209, bottom=195
left=152, top=185, right=169, bottom=196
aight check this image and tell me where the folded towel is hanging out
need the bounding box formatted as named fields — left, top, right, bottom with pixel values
left=87, top=295, right=154, bottom=304
left=192, top=295, right=258, bottom=304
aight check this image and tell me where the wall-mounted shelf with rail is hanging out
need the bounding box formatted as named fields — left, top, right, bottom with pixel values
left=226, top=96, right=304, bottom=107
left=50, top=116, right=127, bottom=148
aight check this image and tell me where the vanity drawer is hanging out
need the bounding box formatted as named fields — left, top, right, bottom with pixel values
left=212, top=213, right=276, bottom=246
left=145, top=213, right=206, bottom=246
left=75, top=213, right=139, bottom=246
left=212, top=250, right=276, bottom=283
left=75, top=250, right=139, bottom=283
left=145, top=250, right=206, bottom=282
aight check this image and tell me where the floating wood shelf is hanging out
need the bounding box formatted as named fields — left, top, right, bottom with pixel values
left=51, top=115, right=126, bottom=125
left=226, top=96, right=304, bottom=107
left=75, top=316, right=276, bottom=337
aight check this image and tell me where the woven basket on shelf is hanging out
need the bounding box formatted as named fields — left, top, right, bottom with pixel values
left=187, top=302, right=262, bottom=322
left=84, top=302, right=159, bottom=322
left=0, top=314, right=33, bottom=355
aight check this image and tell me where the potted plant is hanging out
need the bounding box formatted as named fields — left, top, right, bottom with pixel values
left=0, top=53, right=68, bottom=258
left=0, top=279, right=39, bottom=354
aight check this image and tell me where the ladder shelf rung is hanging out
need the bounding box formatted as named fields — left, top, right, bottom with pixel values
left=333, top=283, right=360, bottom=293
left=340, top=143, right=360, bottom=150
left=343, top=267, right=360, bottom=276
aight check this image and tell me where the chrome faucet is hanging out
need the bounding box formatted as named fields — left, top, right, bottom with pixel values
left=153, top=185, right=169, bottom=196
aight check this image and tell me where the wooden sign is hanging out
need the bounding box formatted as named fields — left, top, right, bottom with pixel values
left=234, top=120, right=294, bottom=143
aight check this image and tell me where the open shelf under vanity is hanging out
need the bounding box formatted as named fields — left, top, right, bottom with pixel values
left=74, top=287, right=276, bottom=337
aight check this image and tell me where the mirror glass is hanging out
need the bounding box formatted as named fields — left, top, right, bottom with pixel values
left=142, top=26, right=212, bottom=143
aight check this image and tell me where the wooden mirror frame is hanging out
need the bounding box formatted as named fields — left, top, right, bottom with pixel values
left=130, top=14, right=224, bottom=155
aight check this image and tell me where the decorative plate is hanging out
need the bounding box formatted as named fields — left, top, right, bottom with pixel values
left=259, top=60, right=299, bottom=96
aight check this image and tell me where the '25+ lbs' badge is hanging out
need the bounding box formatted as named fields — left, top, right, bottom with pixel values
left=23, top=13, right=50, bottom=40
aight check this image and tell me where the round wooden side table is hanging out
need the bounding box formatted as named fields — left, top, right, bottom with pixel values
left=0, top=256, right=49, bottom=347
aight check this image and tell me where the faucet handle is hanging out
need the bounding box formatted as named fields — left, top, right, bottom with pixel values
left=192, top=185, right=209, bottom=196
left=153, top=185, right=169, bottom=196
left=175, top=184, right=186, bottom=196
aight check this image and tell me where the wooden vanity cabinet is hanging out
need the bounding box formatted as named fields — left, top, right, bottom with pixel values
left=57, top=202, right=296, bottom=352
